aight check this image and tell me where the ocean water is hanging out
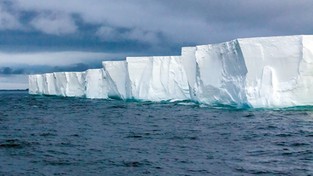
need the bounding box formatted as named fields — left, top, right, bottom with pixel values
left=0, top=91, right=313, bottom=176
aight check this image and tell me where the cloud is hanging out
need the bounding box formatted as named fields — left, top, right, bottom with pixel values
left=0, top=61, right=103, bottom=76
left=0, top=67, right=24, bottom=74
left=11, top=0, right=313, bottom=45
left=0, top=51, right=120, bottom=66
left=0, top=0, right=312, bottom=48
left=0, top=50, right=131, bottom=77
left=53, top=63, right=91, bottom=72
left=30, top=12, right=77, bottom=35
left=0, top=4, right=21, bottom=30
left=0, top=50, right=130, bottom=89
left=126, top=28, right=159, bottom=44
left=96, top=26, right=159, bottom=44
left=95, top=26, right=119, bottom=41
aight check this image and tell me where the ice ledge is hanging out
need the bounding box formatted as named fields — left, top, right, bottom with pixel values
left=29, top=35, right=313, bottom=108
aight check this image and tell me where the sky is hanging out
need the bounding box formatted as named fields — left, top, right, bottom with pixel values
left=1, top=0, right=313, bottom=89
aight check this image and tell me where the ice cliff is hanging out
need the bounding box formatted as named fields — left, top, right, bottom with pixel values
left=29, top=35, right=313, bottom=108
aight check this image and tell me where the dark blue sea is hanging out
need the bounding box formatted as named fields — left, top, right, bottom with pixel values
left=0, top=91, right=313, bottom=176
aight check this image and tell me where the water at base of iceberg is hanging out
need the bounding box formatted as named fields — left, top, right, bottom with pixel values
left=1, top=90, right=313, bottom=175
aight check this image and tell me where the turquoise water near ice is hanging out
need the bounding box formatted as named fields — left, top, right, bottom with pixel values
left=0, top=91, right=313, bottom=175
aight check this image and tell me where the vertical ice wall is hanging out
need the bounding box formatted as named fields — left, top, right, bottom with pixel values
left=296, top=35, right=313, bottom=104
left=64, top=72, right=85, bottom=97
left=238, top=35, right=313, bottom=107
left=85, top=69, right=108, bottom=99
left=29, top=74, right=43, bottom=95
left=29, top=72, right=85, bottom=97
left=126, top=56, right=190, bottom=101
left=43, top=73, right=57, bottom=95
left=181, top=40, right=248, bottom=106
left=53, top=72, right=67, bottom=96
left=181, top=47, right=197, bottom=99
left=239, top=36, right=300, bottom=107
left=126, top=57, right=152, bottom=100
left=54, top=72, right=82, bottom=97
left=103, top=61, right=131, bottom=99
left=180, top=35, right=313, bottom=107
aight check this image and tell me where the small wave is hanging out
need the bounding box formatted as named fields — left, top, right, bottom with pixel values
left=108, top=105, right=128, bottom=109
left=125, top=132, right=152, bottom=139
left=39, top=132, right=57, bottom=137
left=0, top=139, right=32, bottom=149
left=122, top=160, right=152, bottom=168
left=276, top=133, right=293, bottom=137
left=235, top=167, right=285, bottom=175
left=168, top=135, right=198, bottom=141
left=43, top=158, right=73, bottom=166
left=243, top=113, right=255, bottom=117
left=125, top=134, right=143, bottom=139
left=290, top=142, right=310, bottom=147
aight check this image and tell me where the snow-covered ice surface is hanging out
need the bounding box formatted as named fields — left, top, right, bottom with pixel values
left=29, top=35, right=313, bottom=108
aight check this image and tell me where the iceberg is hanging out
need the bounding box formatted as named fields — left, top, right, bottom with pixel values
left=29, top=35, right=313, bottom=108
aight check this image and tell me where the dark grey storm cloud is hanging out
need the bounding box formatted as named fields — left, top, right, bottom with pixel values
left=1, top=0, right=313, bottom=47
left=0, top=67, right=24, bottom=74
left=0, top=62, right=101, bottom=75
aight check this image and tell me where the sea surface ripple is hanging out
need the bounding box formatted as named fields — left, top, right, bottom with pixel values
left=0, top=91, right=313, bottom=176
